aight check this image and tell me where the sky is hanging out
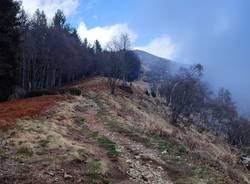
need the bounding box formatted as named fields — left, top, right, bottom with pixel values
left=21, top=0, right=250, bottom=112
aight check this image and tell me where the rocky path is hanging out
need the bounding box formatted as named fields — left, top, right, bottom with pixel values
left=80, top=98, right=173, bottom=184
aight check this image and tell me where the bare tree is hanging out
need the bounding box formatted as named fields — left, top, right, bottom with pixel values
left=159, top=64, right=206, bottom=123
left=105, top=34, right=140, bottom=95
left=105, top=39, right=122, bottom=95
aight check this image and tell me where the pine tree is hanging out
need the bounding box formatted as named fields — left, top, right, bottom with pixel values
left=93, top=40, right=102, bottom=54
left=52, top=9, right=66, bottom=29
left=0, top=0, right=21, bottom=100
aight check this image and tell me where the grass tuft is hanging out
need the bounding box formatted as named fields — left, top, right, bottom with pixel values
left=97, top=137, right=119, bottom=158
left=86, top=159, right=110, bottom=184
left=191, top=166, right=209, bottom=179
left=16, top=147, right=33, bottom=157
left=77, top=149, right=88, bottom=160
left=38, top=139, right=50, bottom=147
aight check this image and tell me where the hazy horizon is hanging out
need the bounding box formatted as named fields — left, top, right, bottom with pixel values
left=21, top=0, right=250, bottom=114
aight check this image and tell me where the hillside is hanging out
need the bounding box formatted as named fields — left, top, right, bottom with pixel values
left=0, top=77, right=249, bottom=184
left=134, top=50, right=185, bottom=84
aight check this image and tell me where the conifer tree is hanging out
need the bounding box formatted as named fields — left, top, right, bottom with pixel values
left=0, top=0, right=21, bottom=100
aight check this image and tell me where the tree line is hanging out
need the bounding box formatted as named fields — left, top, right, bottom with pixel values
left=149, top=63, right=250, bottom=148
left=0, top=0, right=141, bottom=100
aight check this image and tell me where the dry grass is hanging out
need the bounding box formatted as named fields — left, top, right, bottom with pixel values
left=1, top=77, right=249, bottom=184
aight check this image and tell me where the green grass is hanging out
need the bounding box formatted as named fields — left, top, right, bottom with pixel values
left=191, top=166, right=209, bottom=179
left=38, top=139, right=50, bottom=147
left=108, top=119, right=182, bottom=160
left=16, top=147, right=33, bottom=157
left=97, top=137, right=119, bottom=158
left=77, top=149, right=88, bottom=160
left=150, top=134, right=187, bottom=156
left=87, top=159, right=102, bottom=176
left=86, top=159, right=110, bottom=184
left=90, top=131, right=99, bottom=139
left=106, top=120, right=187, bottom=160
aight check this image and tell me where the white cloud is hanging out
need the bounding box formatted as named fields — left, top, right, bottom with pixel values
left=135, top=35, right=177, bottom=59
left=77, top=21, right=137, bottom=47
left=21, top=0, right=79, bottom=18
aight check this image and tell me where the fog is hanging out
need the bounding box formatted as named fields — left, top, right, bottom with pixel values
left=151, top=0, right=250, bottom=116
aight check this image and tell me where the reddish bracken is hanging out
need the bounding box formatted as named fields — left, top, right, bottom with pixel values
left=0, top=95, right=66, bottom=128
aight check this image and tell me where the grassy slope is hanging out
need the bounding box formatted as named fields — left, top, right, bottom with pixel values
left=0, top=77, right=249, bottom=184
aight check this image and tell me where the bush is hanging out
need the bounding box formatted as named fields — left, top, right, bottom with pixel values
left=67, top=88, right=81, bottom=96
left=8, top=87, right=27, bottom=100
left=24, top=90, right=58, bottom=98
left=24, top=87, right=82, bottom=98
left=151, top=91, right=156, bottom=98
left=58, top=88, right=81, bottom=96
left=119, top=85, right=133, bottom=94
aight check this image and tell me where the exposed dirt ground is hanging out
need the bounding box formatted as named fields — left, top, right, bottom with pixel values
left=0, top=77, right=249, bottom=184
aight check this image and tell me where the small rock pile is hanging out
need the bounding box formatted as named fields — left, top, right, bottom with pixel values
left=126, top=159, right=172, bottom=184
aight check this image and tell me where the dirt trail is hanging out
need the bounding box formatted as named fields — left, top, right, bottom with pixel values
left=80, top=101, right=173, bottom=184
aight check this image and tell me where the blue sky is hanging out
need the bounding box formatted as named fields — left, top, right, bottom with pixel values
left=22, top=0, right=250, bottom=111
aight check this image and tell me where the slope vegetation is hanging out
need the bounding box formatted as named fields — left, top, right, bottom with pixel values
left=0, top=77, right=249, bottom=184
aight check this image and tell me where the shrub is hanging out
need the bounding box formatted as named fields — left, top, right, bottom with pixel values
left=24, top=90, right=57, bottom=98
left=151, top=91, right=156, bottom=97
left=119, top=85, right=133, bottom=94
left=67, top=88, right=81, bottom=96
left=145, top=90, right=150, bottom=96
left=59, top=88, right=81, bottom=96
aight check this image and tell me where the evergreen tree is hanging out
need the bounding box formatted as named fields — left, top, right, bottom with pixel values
left=32, top=9, right=47, bottom=28
left=93, top=40, right=102, bottom=54
left=52, top=9, right=66, bottom=29
left=83, top=38, right=89, bottom=48
left=0, top=0, right=21, bottom=100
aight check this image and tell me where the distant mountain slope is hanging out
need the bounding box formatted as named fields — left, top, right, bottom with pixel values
left=134, top=50, right=172, bottom=66
left=133, top=50, right=180, bottom=83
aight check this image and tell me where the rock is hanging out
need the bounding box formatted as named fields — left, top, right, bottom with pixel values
left=77, top=178, right=83, bottom=183
left=127, top=169, right=140, bottom=179
left=64, top=172, right=73, bottom=179
left=46, top=171, right=55, bottom=177
left=135, top=155, right=141, bottom=159
left=142, top=170, right=154, bottom=180
left=157, top=166, right=164, bottom=171
left=0, top=138, right=7, bottom=147
left=54, top=177, right=59, bottom=182
left=240, top=155, right=250, bottom=169
left=161, top=150, right=167, bottom=154
left=126, top=159, right=132, bottom=163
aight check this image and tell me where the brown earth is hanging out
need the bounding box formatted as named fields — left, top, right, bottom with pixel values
left=0, top=95, right=68, bottom=130
left=0, top=77, right=249, bottom=184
